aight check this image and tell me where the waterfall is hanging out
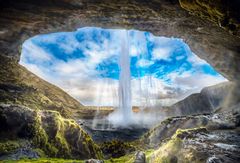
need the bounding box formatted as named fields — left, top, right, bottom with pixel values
left=118, top=30, right=132, bottom=124
left=108, top=30, right=133, bottom=127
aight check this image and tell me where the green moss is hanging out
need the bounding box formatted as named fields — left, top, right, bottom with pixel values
left=150, top=134, right=183, bottom=163
left=0, top=55, right=85, bottom=118
left=30, top=110, right=102, bottom=159
left=1, top=158, right=84, bottom=163
left=32, top=148, right=46, bottom=158
left=149, top=127, right=208, bottom=163
left=0, top=105, right=102, bottom=160
left=0, top=140, right=21, bottom=155
left=100, top=140, right=136, bottom=159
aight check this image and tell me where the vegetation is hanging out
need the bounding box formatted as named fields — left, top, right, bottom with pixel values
left=150, top=127, right=208, bottom=163
left=0, top=149, right=155, bottom=163
left=0, top=55, right=85, bottom=118
left=100, top=140, right=136, bottom=158
left=1, top=158, right=84, bottom=163
left=0, top=104, right=102, bottom=160
left=0, top=140, right=21, bottom=155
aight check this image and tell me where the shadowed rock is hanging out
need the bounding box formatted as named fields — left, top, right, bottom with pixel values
left=0, top=104, right=102, bottom=160
left=134, top=151, right=146, bottom=163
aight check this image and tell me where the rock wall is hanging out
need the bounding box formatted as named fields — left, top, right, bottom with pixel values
left=145, top=105, right=240, bottom=162
left=165, top=82, right=235, bottom=116
left=0, top=0, right=239, bottom=81
left=0, top=104, right=102, bottom=160
left=180, top=0, right=240, bottom=36
left=143, top=104, right=240, bottom=148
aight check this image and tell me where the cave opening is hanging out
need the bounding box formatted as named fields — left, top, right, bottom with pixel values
left=19, top=27, right=227, bottom=142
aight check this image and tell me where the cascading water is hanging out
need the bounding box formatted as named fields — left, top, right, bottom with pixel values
left=108, top=30, right=133, bottom=127
left=118, top=30, right=132, bottom=124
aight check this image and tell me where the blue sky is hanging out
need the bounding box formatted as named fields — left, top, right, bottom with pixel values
left=20, top=27, right=227, bottom=106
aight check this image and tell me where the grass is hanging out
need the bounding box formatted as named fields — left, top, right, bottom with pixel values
left=0, top=55, right=84, bottom=118
left=1, top=158, right=84, bottom=163
left=0, top=149, right=154, bottom=163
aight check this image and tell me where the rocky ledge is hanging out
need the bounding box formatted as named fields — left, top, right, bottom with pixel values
left=0, top=104, right=102, bottom=160
left=139, top=103, right=240, bottom=162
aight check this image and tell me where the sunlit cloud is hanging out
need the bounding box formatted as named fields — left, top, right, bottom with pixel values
left=152, top=47, right=172, bottom=61
left=137, top=59, right=154, bottom=67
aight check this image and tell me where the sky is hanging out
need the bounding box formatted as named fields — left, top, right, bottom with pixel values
left=20, top=27, right=227, bottom=107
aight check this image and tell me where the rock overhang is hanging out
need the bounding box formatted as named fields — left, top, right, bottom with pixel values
left=0, top=0, right=239, bottom=81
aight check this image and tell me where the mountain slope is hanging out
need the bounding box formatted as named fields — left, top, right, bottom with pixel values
left=0, top=55, right=84, bottom=118
left=165, top=82, right=233, bottom=117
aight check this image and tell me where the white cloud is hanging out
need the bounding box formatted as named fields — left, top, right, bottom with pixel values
left=188, top=52, right=207, bottom=65
left=168, top=71, right=227, bottom=94
left=129, top=46, right=138, bottom=56
left=21, top=41, right=51, bottom=61
left=175, top=55, right=185, bottom=60
left=137, top=59, right=154, bottom=67
left=130, top=76, right=179, bottom=106
left=20, top=63, right=48, bottom=80
left=152, top=47, right=171, bottom=60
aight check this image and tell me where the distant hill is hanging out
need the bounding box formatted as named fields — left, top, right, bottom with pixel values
left=165, top=82, right=234, bottom=117
left=0, top=55, right=85, bottom=118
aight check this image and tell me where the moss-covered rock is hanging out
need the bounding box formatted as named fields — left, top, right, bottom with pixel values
left=100, top=140, right=136, bottom=159
left=0, top=141, right=21, bottom=156
left=141, top=114, right=210, bottom=148
left=1, top=158, right=85, bottom=163
left=0, top=104, right=102, bottom=160
left=150, top=128, right=208, bottom=163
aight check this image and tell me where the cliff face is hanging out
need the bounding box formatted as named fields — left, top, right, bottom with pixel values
left=0, top=104, right=102, bottom=160
left=166, top=82, right=235, bottom=117
left=0, top=55, right=84, bottom=118
left=180, top=0, right=240, bottom=35
left=143, top=105, right=240, bottom=162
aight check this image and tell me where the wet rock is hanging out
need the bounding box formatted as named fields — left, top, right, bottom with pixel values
left=144, top=105, right=240, bottom=148
left=207, top=156, right=222, bottom=163
left=0, top=147, right=40, bottom=160
left=85, top=159, right=104, bottom=163
left=169, top=155, right=178, bottom=163
left=150, top=126, right=240, bottom=162
left=134, top=151, right=146, bottom=163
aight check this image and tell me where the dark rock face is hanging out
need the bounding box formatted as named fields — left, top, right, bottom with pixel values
left=145, top=105, right=240, bottom=162
left=0, top=104, right=102, bottom=160
left=0, top=142, right=40, bottom=160
left=0, top=0, right=239, bottom=81
left=180, top=0, right=240, bottom=36
left=144, top=105, right=240, bottom=148
left=85, top=159, right=104, bottom=163
left=166, top=82, right=235, bottom=116
left=134, top=151, right=146, bottom=163
left=156, top=128, right=240, bottom=162
left=100, top=140, right=136, bottom=159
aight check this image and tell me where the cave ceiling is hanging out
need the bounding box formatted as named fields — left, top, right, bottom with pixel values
left=0, top=0, right=239, bottom=80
